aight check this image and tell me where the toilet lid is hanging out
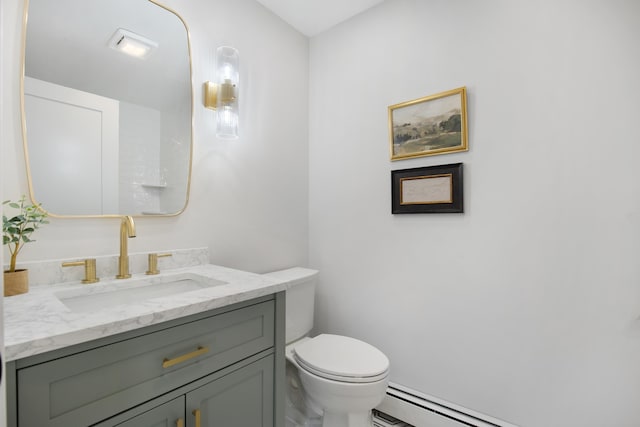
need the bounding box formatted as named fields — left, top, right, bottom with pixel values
left=292, top=334, right=389, bottom=383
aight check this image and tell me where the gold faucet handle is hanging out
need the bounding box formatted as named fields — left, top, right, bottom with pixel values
left=62, top=259, right=99, bottom=284
left=146, top=253, right=172, bottom=275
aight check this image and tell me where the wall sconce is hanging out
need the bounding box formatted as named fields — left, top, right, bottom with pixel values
left=204, top=46, right=239, bottom=139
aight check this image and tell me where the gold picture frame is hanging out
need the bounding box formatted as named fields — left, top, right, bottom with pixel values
left=388, top=87, right=468, bottom=161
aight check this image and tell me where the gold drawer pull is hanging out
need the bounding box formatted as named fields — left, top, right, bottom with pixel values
left=176, top=418, right=184, bottom=427
left=162, top=346, right=209, bottom=369
left=193, top=409, right=201, bottom=427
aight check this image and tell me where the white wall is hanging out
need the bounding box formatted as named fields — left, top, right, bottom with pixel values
left=309, top=1, right=640, bottom=426
left=0, top=0, right=6, bottom=422
left=2, top=0, right=309, bottom=273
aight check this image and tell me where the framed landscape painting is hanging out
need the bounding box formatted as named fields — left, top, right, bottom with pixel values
left=388, top=87, right=468, bottom=161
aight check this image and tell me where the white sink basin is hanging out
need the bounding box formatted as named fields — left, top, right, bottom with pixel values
left=56, top=272, right=227, bottom=313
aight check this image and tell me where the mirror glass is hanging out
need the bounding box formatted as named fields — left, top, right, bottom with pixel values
left=22, top=0, right=192, bottom=216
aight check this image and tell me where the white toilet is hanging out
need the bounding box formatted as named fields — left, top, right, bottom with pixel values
left=264, top=268, right=390, bottom=427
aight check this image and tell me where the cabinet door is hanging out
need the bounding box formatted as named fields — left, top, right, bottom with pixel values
left=187, top=355, right=274, bottom=427
left=95, top=396, right=185, bottom=427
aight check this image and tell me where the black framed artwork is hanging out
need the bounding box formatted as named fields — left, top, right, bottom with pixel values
left=391, top=163, right=463, bottom=214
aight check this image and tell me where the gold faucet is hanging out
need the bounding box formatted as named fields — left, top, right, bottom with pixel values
left=116, top=216, right=136, bottom=279
left=146, top=253, right=172, bottom=275
left=62, top=258, right=99, bottom=284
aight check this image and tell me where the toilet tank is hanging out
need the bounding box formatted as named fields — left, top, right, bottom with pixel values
left=263, top=267, right=318, bottom=344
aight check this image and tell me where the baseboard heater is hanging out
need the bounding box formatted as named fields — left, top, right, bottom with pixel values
left=376, top=383, right=520, bottom=427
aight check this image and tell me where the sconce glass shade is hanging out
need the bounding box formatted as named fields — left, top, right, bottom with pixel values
left=215, top=46, right=239, bottom=139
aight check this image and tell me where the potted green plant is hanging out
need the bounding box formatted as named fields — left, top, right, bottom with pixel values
left=3, top=195, right=49, bottom=296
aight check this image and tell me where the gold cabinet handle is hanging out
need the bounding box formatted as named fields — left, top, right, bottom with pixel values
left=162, top=346, right=209, bottom=369
left=176, top=418, right=184, bottom=427
left=193, top=409, right=201, bottom=427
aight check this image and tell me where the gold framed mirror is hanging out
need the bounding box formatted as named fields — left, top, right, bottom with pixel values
left=21, top=0, right=193, bottom=217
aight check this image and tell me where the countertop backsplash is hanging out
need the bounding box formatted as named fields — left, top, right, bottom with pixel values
left=4, top=247, right=210, bottom=287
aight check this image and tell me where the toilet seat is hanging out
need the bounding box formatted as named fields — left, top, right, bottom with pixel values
left=292, top=334, right=389, bottom=383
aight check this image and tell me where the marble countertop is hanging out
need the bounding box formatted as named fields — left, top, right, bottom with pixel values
left=3, top=264, right=292, bottom=361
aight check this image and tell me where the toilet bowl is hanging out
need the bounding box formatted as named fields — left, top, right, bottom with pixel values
left=264, top=268, right=390, bottom=427
left=287, top=334, right=389, bottom=427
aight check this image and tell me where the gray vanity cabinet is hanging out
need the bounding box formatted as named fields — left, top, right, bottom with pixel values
left=104, top=396, right=185, bottom=427
left=186, top=354, right=274, bottom=427
left=6, top=293, right=285, bottom=427
left=97, top=355, right=274, bottom=427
